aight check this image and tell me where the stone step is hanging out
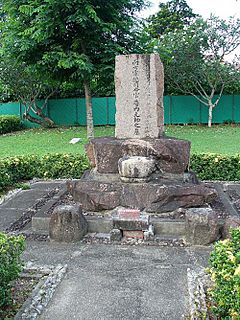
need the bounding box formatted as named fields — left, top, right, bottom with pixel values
left=32, top=213, right=186, bottom=237
left=83, top=232, right=185, bottom=246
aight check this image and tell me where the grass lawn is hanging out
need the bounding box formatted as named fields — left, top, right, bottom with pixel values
left=0, top=125, right=239, bottom=158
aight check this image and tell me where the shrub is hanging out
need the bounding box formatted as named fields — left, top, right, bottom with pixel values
left=0, top=233, right=25, bottom=309
left=0, top=115, right=22, bottom=134
left=190, top=153, right=240, bottom=181
left=208, top=228, right=240, bottom=319
left=0, top=152, right=239, bottom=193
left=0, top=153, right=89, bottom=192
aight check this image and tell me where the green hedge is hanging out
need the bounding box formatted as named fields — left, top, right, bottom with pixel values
left=190, top=154, right=240, bottom=181
left=208, top=228, right=240, bottom=319
left=0, top=115, right=22, bottom=134
left=0, top=233, right=25, bottom=310
left=0, top=153, right=89, bottom=192
left=0, top=152, right=240, bottom=193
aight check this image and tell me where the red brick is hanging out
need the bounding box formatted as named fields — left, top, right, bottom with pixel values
left=118, top=209, right=140, bottom=220
left=123, top=230, right=144, bottom=239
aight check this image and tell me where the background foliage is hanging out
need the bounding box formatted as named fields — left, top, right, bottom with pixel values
left=0, top=115, right=22, bottom=134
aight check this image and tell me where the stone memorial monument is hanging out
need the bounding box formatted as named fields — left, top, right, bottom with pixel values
left=69, top=54, right=216, bottom=217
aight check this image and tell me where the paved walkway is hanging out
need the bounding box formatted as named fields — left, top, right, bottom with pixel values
left=23, top=240, right=211, bottom=320
left=1, top=180, right=239, bottom=319
left=0, top=180, right=66, bottom=231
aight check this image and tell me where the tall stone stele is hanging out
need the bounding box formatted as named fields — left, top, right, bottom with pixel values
left=115, top=54, right=164, bottom=139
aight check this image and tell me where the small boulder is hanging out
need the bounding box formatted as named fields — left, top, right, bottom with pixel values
left=118, top=156, right=156, bottom=182
left=222, top=216, right=240, bottom=239
left=185, top=208, right=220, bottom=245
left=110, top=229, right=122, bottom=242
left=49, top=205, right=87, bottom=242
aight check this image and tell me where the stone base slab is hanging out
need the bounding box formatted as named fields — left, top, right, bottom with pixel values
left=86, top=136, right=191, bottom=174
left=69, top=175, right=217, bottom=213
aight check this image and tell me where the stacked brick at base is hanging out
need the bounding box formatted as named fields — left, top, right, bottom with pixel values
left=111, top=209, right=154, bottom=241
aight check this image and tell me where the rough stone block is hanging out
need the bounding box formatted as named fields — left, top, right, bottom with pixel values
left=115, top=54, right=164, bottom=139
left=222, top=216, right=240, bottom=239
left=118, top=156, right=156, bottom=182
left=49, top=205, right=87, bottom=242
left=110, top=229, right=122, bottom=242
left=85, top=137, right=191, bottom=174
left=185, top=208, right=220, bottom=245
left=69, top=178, right=217, bottom=213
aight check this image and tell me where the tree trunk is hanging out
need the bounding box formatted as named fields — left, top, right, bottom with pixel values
left=36, top=109, right=55, bottom=127
left=84, top=79, right=94, bottom=139
left=208, top=103, right=213, bottom=128
left=24, top=113, right=55, bottom=127
left=23, top=102, right=55, bottom=127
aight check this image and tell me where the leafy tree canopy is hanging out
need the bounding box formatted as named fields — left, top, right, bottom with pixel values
left=146, top=0, right=198, bottom=38
left=0, top=0, right=146, bottom=85
left=0, top=0, right=147, bottom=131
left=156, top=16, right=240, bottom=126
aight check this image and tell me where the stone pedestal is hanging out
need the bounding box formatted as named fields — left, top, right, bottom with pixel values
left=69, top=168, right=217, bottom=213
left=68, top=54, right=218, bottom=242
left=70, top=135, right=217, bottom=214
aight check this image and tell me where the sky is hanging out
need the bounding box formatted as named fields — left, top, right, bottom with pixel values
left=141, top=0, right=240, bottom=19
left=140, top=0, right=240, bottom=60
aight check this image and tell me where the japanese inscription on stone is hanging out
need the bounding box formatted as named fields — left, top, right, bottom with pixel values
left=115, top=54, right=164, bottom=139
left=132, top=58, right=141, bottom=135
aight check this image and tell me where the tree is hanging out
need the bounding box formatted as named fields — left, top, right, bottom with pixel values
left=146, top=0, right=198, bottom=38
left=0, top=57, right=56, bottom=126
left=0, top=0, right=146, bottom=138
left=156, top=16, right=240, bottom=127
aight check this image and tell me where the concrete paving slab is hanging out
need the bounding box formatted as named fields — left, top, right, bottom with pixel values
left=186, top=246, right=212, bottom=267
left=0, top=208, right=25, bottom=230
left=22, top=242, right=211, bottom=320
left=0, top=190, right=48, bottom=210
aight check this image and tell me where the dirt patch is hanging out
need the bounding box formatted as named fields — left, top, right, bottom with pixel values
left=0, top=276, right=39, bottom=319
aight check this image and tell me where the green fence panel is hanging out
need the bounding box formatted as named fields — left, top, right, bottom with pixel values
left=233, top=95, right=240, bottom=124
left=48, top=98, right=78, bottom=125
left=171, top=96, right=201, bottom=124
left=92, top=97, right=107, bottom=125
left=199, top=103, right=209, bottom=124
left=212, top=95, right=233, bottom=124
left=21, top=119, right=40, bottom=128
left=107, top=97, right=116, bottom=125
left=163, top=96, right=170, bottom=124
left=0, top=102, right=20, bottom=115
left=77, top=98, right=86, bottom=125
left=1, top=95, right=240, bottom=127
